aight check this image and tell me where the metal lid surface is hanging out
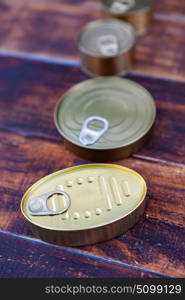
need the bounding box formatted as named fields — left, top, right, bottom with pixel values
left=102, top=0, right=153, bottom=15
left=54, top=77, right=156, bottom=151
left=21, top=164, right=147, bottom=232
left=77, top=19, right=135, bottom=57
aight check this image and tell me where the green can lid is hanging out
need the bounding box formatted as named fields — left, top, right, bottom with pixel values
left=102, top=0, right=153, bottom=15
left=77, top=19, right=135, bottom=57
left=54, top=77, right=156, bottom=152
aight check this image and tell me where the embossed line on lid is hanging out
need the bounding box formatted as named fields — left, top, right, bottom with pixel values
left=57, top=184, right=70, bottom=220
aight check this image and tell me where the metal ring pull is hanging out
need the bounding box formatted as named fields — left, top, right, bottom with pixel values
left=27, top=190, right=71, bottom=216
left=97, top=34, right=118, bottom=56
left=79, top=116, right=109, bottom=146
left=110, top=0, right=135, bottom=14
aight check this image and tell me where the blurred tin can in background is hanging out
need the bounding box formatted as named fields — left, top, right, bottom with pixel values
left=54, top=77, right=156, bottom=162
left=101, top=0, right=153, bottom=36
left=21, top=164, right=147, bottom=246
left=77, top=19, right=135, bottom=76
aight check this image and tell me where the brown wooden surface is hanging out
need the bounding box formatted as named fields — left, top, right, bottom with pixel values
left=0, top=129, right=185, bottom=277
left=0, top=58, right=184, bottom=165
left=1, top=231, right=160, bottom=278
left=0, top=0, right=185, bottom=81
left=0, top=0, right=185, bottom=279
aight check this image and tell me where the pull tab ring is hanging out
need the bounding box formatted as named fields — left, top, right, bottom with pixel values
left=110, top=0, right=135, bottom=14
left=27, top=190, right=71, bottom=216
left=79, top=116, right=109, bottom=146
left=97, top=34, right=118, bottom=56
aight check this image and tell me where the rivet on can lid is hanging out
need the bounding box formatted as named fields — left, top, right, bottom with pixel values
left=76, top=178, right=84, bottom=184
left=73, top=212, right=80, bottom=220
left=95, top=208, right=102, bottom=215
left=87, top=176, right=95, bottom=183
left=84, top=211, right=91, bottom=218
left=66, top=180, right=73, bottom=187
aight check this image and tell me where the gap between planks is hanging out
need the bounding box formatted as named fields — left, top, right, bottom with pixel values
left=133, top=154, right=185, bottom=169
left=0, top=50, right=184, bottom=168
left=0, top=229, right=170, bottom=278
left=1, top=127, right=185, bottom=169
left=155, top=13, right=185, bottom=24
left=0, top=49, right=185, bottom=84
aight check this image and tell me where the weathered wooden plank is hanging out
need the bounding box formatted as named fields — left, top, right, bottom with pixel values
left=0, top=232, right=158, bottom=278
left=0, top=131, right=184, bottom=277
left=0, top=57, right=184, bottom=165
left=0, top=0, right=184, bottom=281
left=0, top=0, right=100, bottom=60
left=155, top=0, right=185, bottom=18
left=134, top=18, right=185, bottom=81
left=0, top=1, right=185, bottom=80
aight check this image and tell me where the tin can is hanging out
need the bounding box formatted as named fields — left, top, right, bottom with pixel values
left=101, top=0, right=153, bottom=35
left=77, top=19, right=135, bottom=76
left=54, top=77, right=156, bottom=162
left=21, top=164, right=147, bottom=246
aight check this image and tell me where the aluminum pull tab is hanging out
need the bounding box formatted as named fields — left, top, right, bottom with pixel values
left=110, top=0, right=135, bottom=14
left=79, top=116, right=109, bottom=146
left=27, top=190, right=71, bottom=216
left=97, top=34, right=118, bottom=56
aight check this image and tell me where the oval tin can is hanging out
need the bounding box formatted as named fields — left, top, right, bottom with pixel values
left=101, top=0, right=153, bottom=35
left=77, top=19, right=135, bottom=76
left=21, top=164, right=147, bottom=246
left=54, top=77, right=156, bottom=162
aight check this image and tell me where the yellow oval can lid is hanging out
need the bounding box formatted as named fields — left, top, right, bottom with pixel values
left=21, top=164, right=147, bottom=232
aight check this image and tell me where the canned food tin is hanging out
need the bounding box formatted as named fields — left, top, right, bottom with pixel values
left=101, top=0, right=153, bottom=35
left=77, top=19, right=135, bottom=76
left=54, top=77, right=156, bottom=162
left=21, top=164, right=147, bottom=246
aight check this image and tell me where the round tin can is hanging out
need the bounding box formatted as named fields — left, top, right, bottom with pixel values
left=77, top=19, right=135, bottom=76
left=21, top=164, right=147, bottom=246
left=54, top=77, right=156, bottom=162
left=101, top=0, right=153, bottom=35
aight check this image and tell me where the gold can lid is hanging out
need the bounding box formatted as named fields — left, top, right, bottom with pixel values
left=54, top=77, right=156, bottom=153
left=21, top=164, right=147, bottom=234
left=77, top=19, right=135, bottom=57
left=102, top=0, right=153, bottom=15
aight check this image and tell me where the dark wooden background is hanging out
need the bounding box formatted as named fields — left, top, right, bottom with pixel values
left=0, top=0, right=185, bottom=278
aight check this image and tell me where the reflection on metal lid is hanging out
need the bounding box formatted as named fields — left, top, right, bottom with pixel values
left=21, top=164, right=147, bottom=245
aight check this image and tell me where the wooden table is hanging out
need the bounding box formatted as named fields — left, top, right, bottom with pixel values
left=0, top=0, right=185, bottom=278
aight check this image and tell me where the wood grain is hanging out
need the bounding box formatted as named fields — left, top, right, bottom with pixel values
left=0, top=131, right=184, bottom=277
left=0, top=1, right=185, bottom=80
left=0, top=232, right=159, bottom=278
left=0, top=57, right=184, bottom=165
left=155, top=0, right=185, bottom=18
left=0, top=0, right=185, bottom=279
left=134, top=18, right=185, bottom=81
left=0, top=0, right=100, bottom=59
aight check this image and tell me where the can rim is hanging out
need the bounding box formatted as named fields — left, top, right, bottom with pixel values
left=101, top=0, right=153, bottom=16
left=54, top=77, right=156, bottom=151
left=21, top=163, right=147, bottom=232
left=77, top=18, right=136, bottom=57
